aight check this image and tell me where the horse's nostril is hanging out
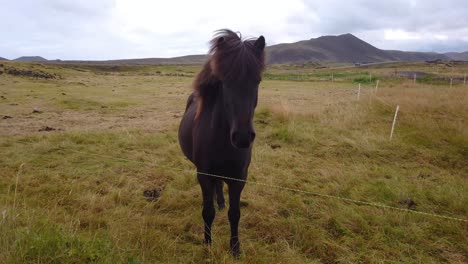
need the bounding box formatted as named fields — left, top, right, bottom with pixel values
left=231, top=131, right=252, bottom=149
left=250, top=132, right=256, bottom=142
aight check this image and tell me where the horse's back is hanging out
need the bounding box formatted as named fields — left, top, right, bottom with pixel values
left=178, top=92, right=197, bottom=162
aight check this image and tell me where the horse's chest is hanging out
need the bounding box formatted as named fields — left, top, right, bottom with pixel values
left=192, top=113, right=252, bottom=173
left=193, top=133, right=251, bottom=173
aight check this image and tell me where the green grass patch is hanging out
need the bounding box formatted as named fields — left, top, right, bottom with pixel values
left=10, top=220, right=117, bottom=263
left=58, top=98, right=103, bottom=110
left=263, top=71, right=371, bottom=81
left=309, top=71, right=368, bottom=78
left=269, top=127, right=295, bottom=143
left=353, top=76, right=377, bottom=84
left=58, top=98, right=130, bottom=110
left=416, top=75, right=452, bottom=85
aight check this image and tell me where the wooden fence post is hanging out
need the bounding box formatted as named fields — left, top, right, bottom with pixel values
left=357, top=83, right=361, bottom=100
left=375, top=80, right=379, bottom=95
left=390, top=105, right=400, bottom=140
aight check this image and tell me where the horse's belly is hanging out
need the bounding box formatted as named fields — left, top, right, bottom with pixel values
left=178, top=100, right=197, bottom=162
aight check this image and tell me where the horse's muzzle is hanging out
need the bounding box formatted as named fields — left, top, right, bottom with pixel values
left=231, top=130, right=256, bottom=149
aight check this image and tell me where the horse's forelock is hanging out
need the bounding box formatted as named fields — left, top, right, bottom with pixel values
left=209, top=29, right=265, bottom=83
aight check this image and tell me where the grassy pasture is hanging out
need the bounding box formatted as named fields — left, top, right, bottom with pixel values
left=0, top=61, right=467, bottom=263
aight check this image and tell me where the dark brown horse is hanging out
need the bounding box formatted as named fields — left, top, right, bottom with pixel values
left=178, top=29, right=265, bottom=256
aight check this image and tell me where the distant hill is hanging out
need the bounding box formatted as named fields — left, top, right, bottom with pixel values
left=267, top=34, right=393, bottom=64
left=13, top=56, right=48, bottom=62
left=444, top=51, right=468, bottom=61
left=59, top=55, right=207, bottom=65
left=0, top=57, right=8, bottom=61
left=386, top=50, right=449, bottom=61
left=53, top=34, right=451, bottom=65
left=10, top=34, right=462, bottom=65
left=266, top=34, right=449, bottom=64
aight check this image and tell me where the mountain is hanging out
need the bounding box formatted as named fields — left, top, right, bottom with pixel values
left=266, top=34, right=450, bottom=64
left=10, top=34, right=461, bottom=65
left=444, top=51, right=468, bottom=61
left=59, top=55, right=207, bottom=65
left=0, top=57, right=8, bottom=61
left=386, top=50, right=450, bottom=61
left=267, top=34, right=393, bottom=64
left=53, top=34, right=450, bottom=65
left=13, top=56, right=48, bottom=62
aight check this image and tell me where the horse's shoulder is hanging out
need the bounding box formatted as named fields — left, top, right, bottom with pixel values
left=185, top=92, right=199, bottom=111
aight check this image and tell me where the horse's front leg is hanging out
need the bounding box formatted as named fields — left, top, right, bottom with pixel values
left=215, top=180, right=225, bottom=210
left=227, top=182, right=245, bottom=257
left=198, top=174, right=216, bottom=244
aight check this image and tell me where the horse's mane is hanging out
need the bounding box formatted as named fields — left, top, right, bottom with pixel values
left=193, top=29, right=265, bottom=118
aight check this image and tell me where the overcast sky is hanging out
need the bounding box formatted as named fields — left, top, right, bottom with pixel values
left=1, top=0, right=467, bottom=60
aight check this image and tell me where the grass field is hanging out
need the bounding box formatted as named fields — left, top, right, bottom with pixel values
left=0, top=61, right=467, bottom=263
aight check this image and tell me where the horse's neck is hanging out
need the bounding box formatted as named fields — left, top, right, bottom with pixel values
left=209, top=87, right=229, bottom=130
left=202, top=84, right=228, bottom=131
left=195, top=65, right=229, bottom=131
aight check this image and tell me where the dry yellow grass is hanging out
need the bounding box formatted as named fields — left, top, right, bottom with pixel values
left=0, top=61, right=467, bottom=263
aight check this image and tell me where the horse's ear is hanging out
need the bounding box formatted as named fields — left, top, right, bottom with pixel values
left=217, top=37, right=225, bottom=47
left=254, top=36, right=265, bottom=51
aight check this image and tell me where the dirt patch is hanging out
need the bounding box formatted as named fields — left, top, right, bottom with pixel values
left=0, top=105, right=183, bottom=136
left=394, top=71, right=427, bottom=78
left=240, top=201, right=249, bottom=207
left=269, top=143, right=281, bottom=149
left=399, top=198, right=417, bottom=210
left=38, top=126, right=58, bottom=132
left=417, top=172, right=431, bottom=179
left=143, top=187, right=163, bottom=201
left=4, top=67, right=60, bottom=79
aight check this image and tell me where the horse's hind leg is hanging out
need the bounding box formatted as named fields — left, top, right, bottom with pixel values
left=215, top=180, right=225, bottom=210
left=198, top=174, right=216, bottom=245
left=227, top=182, right=245, bottom=257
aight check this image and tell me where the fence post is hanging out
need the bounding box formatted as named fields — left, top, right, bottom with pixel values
left=357, top=83, right=361, bottom=100
left=464, top=73, right=466, bottom=85
left=390, top=105, right=400, bottom=140
left=331, top=73, right=334, bottom=88
left=375, top=80, right=379, bottom=95
left=413, top=74, right=416, bottom=84
left=450, top=78, right=453, bottom=88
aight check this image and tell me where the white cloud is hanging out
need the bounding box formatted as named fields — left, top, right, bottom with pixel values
left=110, top=0, right=311, bottom=45
left=0, top=0, right=467, bottom=59
left=384, top=30, right=421, bottom=41
left=434, top=34, right=448, bottom=40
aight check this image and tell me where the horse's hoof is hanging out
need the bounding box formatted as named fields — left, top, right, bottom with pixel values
left=204, top=237, right=212, bottom=245
left=231, top=247, right=241, bottom=258
left=230, top=240, right=241, bottom=258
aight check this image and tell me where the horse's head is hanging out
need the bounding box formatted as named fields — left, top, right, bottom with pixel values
left=210, top=30, right=266, bottom=149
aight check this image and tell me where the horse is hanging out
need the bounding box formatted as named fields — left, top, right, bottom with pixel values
left=178, top=29, right=265, bottom=256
